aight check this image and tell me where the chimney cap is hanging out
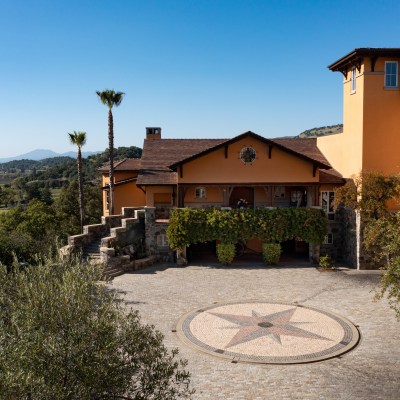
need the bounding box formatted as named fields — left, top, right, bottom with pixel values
left=146, top=127, right=161, bottom=139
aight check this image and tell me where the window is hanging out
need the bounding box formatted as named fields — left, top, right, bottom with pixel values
left=324, top=233, right=333, bottom=245
left=274, top=186, right=286, bottom=198
left=385, top=62, right=398, bottom=87
left=321, top=191, right=335, bottom=220
left=105, top=190, right=110, bottom=211
left=240, top=146, right=256, bottom=164
left=351, top=67, right=356, bottom=92
left=156, top=233, right=169, bottom=247
left=194, top=187, right=206, bottom=199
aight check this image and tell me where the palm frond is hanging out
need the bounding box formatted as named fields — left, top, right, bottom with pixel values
left=68, top=131, right=87, bottom=147
left=96, top=89, right=125, bottom=109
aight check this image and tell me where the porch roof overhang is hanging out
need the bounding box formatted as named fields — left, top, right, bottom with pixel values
left=101, top=176, right=138, bottom=190
left=168, top=131, right=331, bottom=171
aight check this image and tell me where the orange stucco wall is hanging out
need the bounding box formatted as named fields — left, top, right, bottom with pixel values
left=362, top=58, right=400, bottom=174
left=317, top=64, right=364, bottom=178
left=102, top=171, right=146, bottom=216
left=179, top=137, right=319, bottom=184
left=318, top=54, right=400, bottom=211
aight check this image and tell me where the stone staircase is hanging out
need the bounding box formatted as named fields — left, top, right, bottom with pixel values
left=82, top=237, right=102, bottom=261
left=82, top=237, right=125, bottom=279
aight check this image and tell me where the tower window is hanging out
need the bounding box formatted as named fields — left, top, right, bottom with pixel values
left=385, top=62, right=398, bottom=88
left=351, top=67, right=356, bottom=93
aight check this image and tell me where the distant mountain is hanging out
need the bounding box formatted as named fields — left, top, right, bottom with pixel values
left=297, top=124, right=343, bottom=138
left=0, top=149, right=101, bottom=163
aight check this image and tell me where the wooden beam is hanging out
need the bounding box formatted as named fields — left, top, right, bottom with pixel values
left=313, top=164, right=318, bottom=178
left=371, top=56, right=378, bottom=72
left=268, top=145, right=273, bottom=159
left=180, top=165, right=183, bottom=178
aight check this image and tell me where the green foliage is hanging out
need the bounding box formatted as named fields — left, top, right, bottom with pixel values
left=335, top=172, right=400, bottom=220
left=0, top=257, right=193, bottom=399
left=319, top=255, right=332, bottom=269
left=167, top=208, right=327, bottom=250
left=216, top=243, right=235, bottom=265
left=376, top=256, right=400, bottom=320
left=364, top=213, right=400, bottom=319
left=339, top=172, right=400, bottom=319
left=262, top=243, right=281, bottom=265
left=54, top=181, right=102, bottom=235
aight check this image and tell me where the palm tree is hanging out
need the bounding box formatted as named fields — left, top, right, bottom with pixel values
left=96, top=89, right=125, bottom=215
left=68, top=131, right=87, bottom=233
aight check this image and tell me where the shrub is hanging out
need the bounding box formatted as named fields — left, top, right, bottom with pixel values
left=262, top=243, right=281, bottom=265
left=216, top=243, right=235, bottom=265
left=0, top=257, right=193, bottom=399
left=319, top=255, right=332, bottom=269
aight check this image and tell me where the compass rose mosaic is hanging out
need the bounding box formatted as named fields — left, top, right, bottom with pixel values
left=176, top=301, right=360, bottom=364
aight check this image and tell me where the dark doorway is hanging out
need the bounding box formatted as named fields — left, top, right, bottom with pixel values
left=187, top=241, right=217, bottom=264
left=281, top=239, right=309, bottom=261
left=229, top=187, right=254, bottom=208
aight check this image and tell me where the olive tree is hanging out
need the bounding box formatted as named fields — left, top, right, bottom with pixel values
left=0, top=258, right=193, bottom=400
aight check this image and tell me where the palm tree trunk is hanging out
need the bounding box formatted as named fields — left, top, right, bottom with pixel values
left=108, top=108, right=115, bottom=215
left=77, top=147, right=85, bottom=233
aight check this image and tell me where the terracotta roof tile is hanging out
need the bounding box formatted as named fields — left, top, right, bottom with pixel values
left=98, top=158, right=141, bottom=172
left=271, top=138, right=331, bottom=167
left=319, top=168, right=346, bottom=184
left=136, top=133, right=334, bottom=186
left=137, top=139, right=227, bottom=185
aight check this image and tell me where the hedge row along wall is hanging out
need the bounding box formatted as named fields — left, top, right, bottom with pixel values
left=166, top=208, right=327, bottom=250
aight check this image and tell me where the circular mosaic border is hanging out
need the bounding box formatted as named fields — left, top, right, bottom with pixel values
left=175, top=301, right=360, bottom=364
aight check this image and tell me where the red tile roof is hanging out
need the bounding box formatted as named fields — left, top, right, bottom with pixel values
left=136, top=132, right=333, bottom=186
left=137, top=138, right=227, bottom=185
left=98, top=158, right=141, bottom=172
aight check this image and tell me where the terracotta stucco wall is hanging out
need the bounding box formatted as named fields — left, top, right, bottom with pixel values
left=102, top=171, right=146, bottom=216
left=317, top=64, right=364, bottom=178
left=178, top=137, right=319, bottom=184
left=362, top=58, right=400, bottom=174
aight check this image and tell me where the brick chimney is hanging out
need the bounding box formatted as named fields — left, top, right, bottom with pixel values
left=146, top=127, right=161, bottom=139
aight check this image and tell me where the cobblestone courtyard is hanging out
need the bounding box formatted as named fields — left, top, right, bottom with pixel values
left=110, top=263, right=400, bottom=399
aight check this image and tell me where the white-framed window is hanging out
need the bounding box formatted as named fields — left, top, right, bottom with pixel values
left=324, top=233, right=334, bottom=245
left=321, top=191, right=335, bottom=220
left=274, top=186, right=286, bottom=198
left=105, top=190, right=110, bottom=211
left=156, top=233, right=169, bottom=247
left=385, top=61, right=398, bottom=88
left=194, top=187, right=206, bottom=199
left=351, top=67, right=357, bottom=92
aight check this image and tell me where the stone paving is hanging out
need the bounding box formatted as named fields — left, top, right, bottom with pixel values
left=110, top=262, right=400, bottom=400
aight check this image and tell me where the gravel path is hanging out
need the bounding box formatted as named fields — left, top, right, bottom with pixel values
left=110, top=263, right=400, bottom=400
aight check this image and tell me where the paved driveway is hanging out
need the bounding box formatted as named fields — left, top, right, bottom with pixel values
left=110, top=262, right=400, bottom=400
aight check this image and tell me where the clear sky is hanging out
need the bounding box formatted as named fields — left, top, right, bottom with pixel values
left=1, top=0, right=400, bottom=158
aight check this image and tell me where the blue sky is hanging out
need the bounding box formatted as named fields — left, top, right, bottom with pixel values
left=1, top=0, right=400, bottom=158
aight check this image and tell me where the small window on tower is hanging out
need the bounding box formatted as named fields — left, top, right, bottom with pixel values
left=351, top=67, right=356, bottom=93
left=385, top=61, right=398, bottom=88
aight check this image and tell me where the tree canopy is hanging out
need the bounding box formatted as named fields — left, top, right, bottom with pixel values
left=0, top=257, right=193, bottom=399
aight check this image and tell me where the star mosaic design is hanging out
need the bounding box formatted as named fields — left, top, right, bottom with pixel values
left=209, top=307, right=333, bottom=348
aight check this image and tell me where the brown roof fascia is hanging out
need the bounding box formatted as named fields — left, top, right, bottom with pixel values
left=168, top=131, right=331, bottom=170
left=328, top=48, right=400, bottom=72
left=101, top=176, right=137, bottom=189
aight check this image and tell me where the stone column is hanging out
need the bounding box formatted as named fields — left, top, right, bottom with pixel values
left=144, top=207, right=156, bottom=255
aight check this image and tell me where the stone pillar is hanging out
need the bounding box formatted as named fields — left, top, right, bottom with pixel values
left=144, top=207, right=156, bottom=255
left=309, top=243, right=320, bottom=264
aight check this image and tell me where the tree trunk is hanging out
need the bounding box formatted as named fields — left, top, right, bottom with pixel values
left=108, top=109, right=115, bottom=215
left=77, top=147, right=85, bottom=233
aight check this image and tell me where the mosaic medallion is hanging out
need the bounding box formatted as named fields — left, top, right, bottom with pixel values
left=176, top=301, right=360, bottom=364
